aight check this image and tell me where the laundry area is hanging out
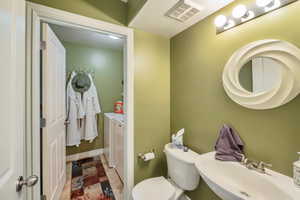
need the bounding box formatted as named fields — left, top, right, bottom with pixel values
left=40, top=23, right=125, bottom=200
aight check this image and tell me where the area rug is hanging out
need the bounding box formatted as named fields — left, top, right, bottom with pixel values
left=71, top=156, right=115, bottom=200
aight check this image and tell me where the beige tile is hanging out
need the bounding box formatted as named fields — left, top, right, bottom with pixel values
left=59, top=162, right=72, bottom=200
left=100, top=154, right=124, bottom=200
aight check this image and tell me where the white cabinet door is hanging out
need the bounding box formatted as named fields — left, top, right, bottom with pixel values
left=104, top=116, right=110, bottom=162
left=114, top=121, right=124, bottom=181
left=104, top=115, right=116, bottom=168
left=42, top=23, right=66, bottom=200
left=0, top=0, right=26, bottom=199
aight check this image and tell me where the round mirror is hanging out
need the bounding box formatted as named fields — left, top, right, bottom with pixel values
left=222, top=39, right=300, bottom=110
left=239, top=57, right=282, bottom=94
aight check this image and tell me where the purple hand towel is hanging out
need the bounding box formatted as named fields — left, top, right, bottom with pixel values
left=215, top=124, right=244, bottom=162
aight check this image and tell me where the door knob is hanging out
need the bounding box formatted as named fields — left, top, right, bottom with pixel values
left=16, top=175, right=39, bottom=192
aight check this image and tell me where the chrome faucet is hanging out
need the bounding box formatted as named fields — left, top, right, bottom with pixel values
left=245, top=160, right=259, bottom=170
left=241, top=157, right=272, bottom=174
left=256, top=161, right=272, bottom=173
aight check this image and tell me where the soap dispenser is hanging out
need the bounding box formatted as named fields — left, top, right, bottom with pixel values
left=294, top=152, right=300, bottom=187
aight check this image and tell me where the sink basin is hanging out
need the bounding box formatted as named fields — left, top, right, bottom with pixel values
left=195, top=152, right=300, bottom=200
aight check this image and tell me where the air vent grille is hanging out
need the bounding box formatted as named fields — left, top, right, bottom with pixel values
left=165, top=0, right=202, bottom=22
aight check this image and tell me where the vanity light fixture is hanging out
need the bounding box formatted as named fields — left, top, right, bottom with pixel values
left=215, top=0, right=297, bottom=34
left=224, top=20, right=236, bottom=30
left=256, top=0, right=281, bottom=11
left=232, top=5, right=248, bottom=18
left=232, top=5, right=255, bottom=22
left=265, top=0, right=281, bottom=12
left=256, top=0, right=274, bottom=7
left=214, top=15, right=227, bottom=28
left=214, top=15, right=235, bottom=29
left=241, top=10, right=255, bottom=22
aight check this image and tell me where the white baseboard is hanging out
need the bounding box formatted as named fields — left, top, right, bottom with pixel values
left=66, top=148, right=104, bottom=162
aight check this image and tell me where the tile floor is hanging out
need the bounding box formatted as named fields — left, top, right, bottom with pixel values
left=60, top=154, right=123, bottom=200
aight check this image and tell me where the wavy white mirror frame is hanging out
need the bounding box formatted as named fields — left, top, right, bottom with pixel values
left=222, top=39, right=300, bottom=109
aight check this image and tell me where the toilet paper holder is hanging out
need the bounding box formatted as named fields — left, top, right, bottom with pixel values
left=138, top=149, right=155, bottom=161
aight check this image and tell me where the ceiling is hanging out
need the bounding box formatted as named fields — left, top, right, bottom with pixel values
left=129, top=0, right=234, bottom=38
left=50, top=24, right=124, bottom=51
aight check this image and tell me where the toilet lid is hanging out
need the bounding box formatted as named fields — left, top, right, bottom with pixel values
left=132, top=177, right=175, bottom=200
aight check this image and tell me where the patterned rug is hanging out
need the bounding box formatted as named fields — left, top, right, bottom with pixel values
left=71, top=156, right=115, bottom=200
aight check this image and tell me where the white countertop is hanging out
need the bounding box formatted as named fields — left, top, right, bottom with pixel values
left=104, top=112, right=124, bottom=123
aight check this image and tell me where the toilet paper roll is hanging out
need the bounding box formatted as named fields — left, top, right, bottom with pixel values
left=143, top=152, right=155, bottom=161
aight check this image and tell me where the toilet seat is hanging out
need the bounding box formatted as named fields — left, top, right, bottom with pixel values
left=132, top=177, right=176, bottom=200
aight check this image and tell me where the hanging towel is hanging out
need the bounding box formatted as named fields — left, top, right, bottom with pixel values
left=215, top=124, right=244, bottom=162
left=81, top=73, right=101, bottom=141
left=66, top=72, right=84, bottom=146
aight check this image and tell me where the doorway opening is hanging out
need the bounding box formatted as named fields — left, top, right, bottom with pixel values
left=42, top=23, right=125, bottom=200
left=26, top=3, right=134, bottom=200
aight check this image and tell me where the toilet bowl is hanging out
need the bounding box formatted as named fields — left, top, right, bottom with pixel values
left=132, top=143, right=200, bottom=200
left=132, top=177, right=177, bottom=200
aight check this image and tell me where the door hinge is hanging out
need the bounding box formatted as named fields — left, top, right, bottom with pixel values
left=41, top=195, right=47, bottom=200
left=40, top=118, right=46, bottom=128
left=40, top=41, right=46, bottom=50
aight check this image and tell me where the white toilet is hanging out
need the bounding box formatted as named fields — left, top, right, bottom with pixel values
left=132, top=143, right=200, bottom=200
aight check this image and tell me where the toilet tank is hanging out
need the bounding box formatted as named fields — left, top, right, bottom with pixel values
left=164, top=143, right=200, bottom=191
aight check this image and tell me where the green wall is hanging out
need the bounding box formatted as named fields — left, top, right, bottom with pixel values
left=171, top=0, right=300, bottom=199
left=134, top=29, right=170, bottom=184
left=63, top=42, right=123, bottom=155
left=28, top=0, right=147, bottom=25
left=27, top=0, right=127, bottom=25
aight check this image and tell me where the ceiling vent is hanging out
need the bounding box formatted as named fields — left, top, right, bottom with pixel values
left=165, top=0, right=203, bottom=22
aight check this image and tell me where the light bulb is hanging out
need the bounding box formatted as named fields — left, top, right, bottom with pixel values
left=256, top=0, right=274, bottom=7
left=224, top=20, right=235, bottom=30
left=214, top=15, right=227, bottom=28
left=241, top=11, right=255, bottom=22
left=232, top=4, right=248, bottom=19
left=264, top=0, right=281, bottom=12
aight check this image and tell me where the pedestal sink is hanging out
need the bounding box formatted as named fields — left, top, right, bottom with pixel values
left=195, top=152, right=300, bottom=200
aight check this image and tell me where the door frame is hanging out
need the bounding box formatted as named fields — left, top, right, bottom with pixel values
left=26, top=2, right=135, bottom=200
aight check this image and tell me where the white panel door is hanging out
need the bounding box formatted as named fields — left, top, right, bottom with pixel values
left=252, top=57, right=281, bottom=93
left=262, top=57, right=281, bottom=91
left=42, top=23, right=66, bottom=200
left=252, top=58, right=265, bottom=93
left=0, top=0, right=26, bottom=199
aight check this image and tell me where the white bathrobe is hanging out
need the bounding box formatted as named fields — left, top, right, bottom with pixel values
left=66, top=72, right=84, bottom=146
left=81, top=74, right=101, bottom=141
